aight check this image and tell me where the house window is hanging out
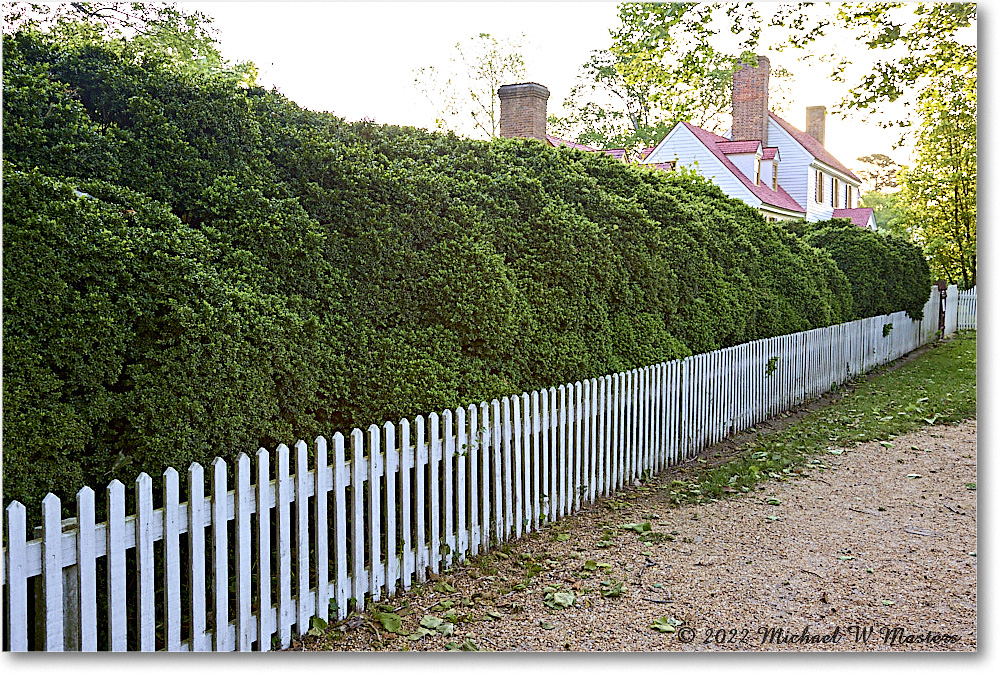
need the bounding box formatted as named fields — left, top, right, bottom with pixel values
left=815, top=170, right=824, bottom=203
left=755, top=157, right=761, bottom=185
left=772, top=163, right=778, bottom=190
left=846, top=185, right=853, bottom=209
left=832, top=178, right=840, bottom=207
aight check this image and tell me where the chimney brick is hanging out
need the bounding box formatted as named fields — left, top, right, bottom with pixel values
left=732, top=55, right=770, bottom=146
left=806, top=106, right=827, bottom=146
left=498, top=82, right=549, bottom=141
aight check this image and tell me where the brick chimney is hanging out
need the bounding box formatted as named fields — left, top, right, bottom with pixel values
left=731, top=55, right=770, bottom=146
left=806, top=106, right=826, bottom=145
left=498, top=82, right=549, bottom=141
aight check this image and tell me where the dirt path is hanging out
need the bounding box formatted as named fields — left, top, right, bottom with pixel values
left=299, top=419, right=977, bottom=652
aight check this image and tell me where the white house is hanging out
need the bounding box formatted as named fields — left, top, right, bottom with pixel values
left=641, top=56, right=877, bottom=228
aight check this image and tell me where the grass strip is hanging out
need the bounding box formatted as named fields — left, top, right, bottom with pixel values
left=663, top=331, right=977, bottom=504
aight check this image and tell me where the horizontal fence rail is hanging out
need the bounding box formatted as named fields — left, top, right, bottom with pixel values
left=3, top=289, right=945, bottom=651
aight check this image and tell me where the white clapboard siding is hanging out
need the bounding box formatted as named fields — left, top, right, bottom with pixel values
left=4, top=288, right=951, bottom=651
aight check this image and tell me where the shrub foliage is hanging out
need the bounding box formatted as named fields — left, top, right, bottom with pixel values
left=1, top=28, right=925, bottom=511
left=794, top=218, right=931, bottom=320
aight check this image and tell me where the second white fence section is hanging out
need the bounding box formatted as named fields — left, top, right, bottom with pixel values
left=943, top=285, right=960, bottom=336
left=958, top=286, right=977, bottom=330
left=3, top=290, right=941, bottom=651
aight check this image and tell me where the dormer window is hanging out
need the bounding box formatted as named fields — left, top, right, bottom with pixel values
left=832, top=177, right=840, bottom=207
left=772, top=163, right=778, bottom=190
left=755, top=157, right=761, bottom=185
left=815, top=170, right=824, bottom=203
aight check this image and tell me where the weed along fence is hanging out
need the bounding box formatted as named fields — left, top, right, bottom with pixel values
left=3, top=290, right=943, bottom=651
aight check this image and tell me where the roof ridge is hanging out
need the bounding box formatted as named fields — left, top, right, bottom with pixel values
left=767, top=112, right=860, bottom=182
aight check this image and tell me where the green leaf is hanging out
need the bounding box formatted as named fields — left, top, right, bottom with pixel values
left=307, top=615, right=328, bottom=637
left=407, top=627, right=434, bottom=641
left=375, top=611, right=403, bottom=633
left=650, top=616, right=679, bottom=633
left=420, top=615, right=444, bottom=630
left=600, top=580, right=624, bottom=598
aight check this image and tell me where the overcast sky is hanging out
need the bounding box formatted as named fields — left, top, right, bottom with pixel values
left=180, top=1, right=977, bottom=171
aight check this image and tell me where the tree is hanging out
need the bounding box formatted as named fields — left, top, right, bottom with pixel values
left=859, top=191, right=911, bottom=239
left=831, top=3, right=976, bottom=138
left=413, top=32, right=527, bottom=140
left=856, top=153, right=903, bottom=192
left=549, top=2, right=793, bottom=152
left=3, top=2, right=258, bottom=84
left=898, top=73, right=976, bottom=288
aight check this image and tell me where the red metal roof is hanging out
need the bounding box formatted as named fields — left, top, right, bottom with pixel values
left=545, top=134, right=598, bottom=152
left=639, top=146, right=655, bottom=160
left=680, top=122, right=805, bottom=214
left=768, top=112, right=861, bottom=183
left=832, top=208, right=876, bottom=229
left=717, top=140, right=762, bottom=154
left=546, top=135, right=628, bottom=162
left=761, top=148, right=777, bottom=160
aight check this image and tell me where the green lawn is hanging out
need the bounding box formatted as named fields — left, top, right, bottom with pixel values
left=663, top=331, right=977, bottom=504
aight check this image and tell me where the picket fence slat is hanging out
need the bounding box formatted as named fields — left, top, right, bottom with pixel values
left=384, top=422, right=399, bottom=595
left=276, top=445, right=292, bottom=649
left=76, top=487, right=97, bottom=652
left=136, top=474, right=155, bottom=651
left=236, top=454, right=253, bottom=651
left=256, top=448, right=273, bottom=649
left=350, top=431, right=367, bottom=603
left=468, top=406, right=480, bottom=556
left=211, top=459, right=229, bottom=651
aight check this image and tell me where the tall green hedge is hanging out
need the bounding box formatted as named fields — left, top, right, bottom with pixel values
left=796, top=218, right=932, bottom=320
left=1, top=29, right=921, bottom=513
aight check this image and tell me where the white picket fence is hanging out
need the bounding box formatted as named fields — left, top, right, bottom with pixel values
left=3, top=289, right=941, bottom=651
left=957, top=286, right=977, bottom=330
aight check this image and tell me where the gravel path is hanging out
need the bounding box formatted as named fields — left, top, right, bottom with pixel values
left=299, top=419, right=977, bottom=652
